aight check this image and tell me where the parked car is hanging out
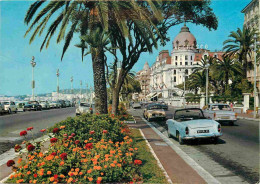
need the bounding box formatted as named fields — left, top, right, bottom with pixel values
left=132, top=102, right=142, bottom=109
left=15, top=102, right=27, bottom=112
left=65, top=100, right=71, bottom=107
left=0, top=102, right=5, bottom=115
left=57, top=100, right=67, bottom=108
left=76, top=102, right=93, bottom=116
left=159, top=101, right=168, bottom=111
left=49, top=101, right=61, bottom=108
left=2, top=101, right=17, bottom=114
left=39, top=101, right=50, bottom=109
left=203, top=104, right=237, bottom=126
left=143, top=104, right=166, bottom=122
left=166, top=108, right=222, bottom=144
left=24, top=101, right=42, bottom=111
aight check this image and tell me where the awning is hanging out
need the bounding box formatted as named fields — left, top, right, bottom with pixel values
left=146, top=92, right=156, bottom=98
left=152, top=92, right=162, bottom=98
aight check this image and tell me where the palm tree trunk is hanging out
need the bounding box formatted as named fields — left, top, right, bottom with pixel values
left=92, top=48, right=108, bottom=114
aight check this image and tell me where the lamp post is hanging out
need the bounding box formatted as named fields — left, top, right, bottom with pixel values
left=30, top=56, right=36, bottom=101
left=70, top=76, right=73, bottom=99
left=250, top=34, right=260, bottom=118
left=205, top=62, right=210, bottom=105
left=86, top=83, right=88, bottom=102
left=56, top=69, right=60, bottom=100
left=80, top=80, right=82, bottom=99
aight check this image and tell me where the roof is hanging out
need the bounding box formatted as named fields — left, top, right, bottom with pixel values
left=143, top=61, right=150, bottom=70
left=241, top=0, right=256, bottom=13
left=173, top=24, right=197, bottom=48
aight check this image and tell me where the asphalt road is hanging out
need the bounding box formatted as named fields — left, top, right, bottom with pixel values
left=0, top=107, right=76, bottom=154
left=130, top=107, right=259, bottom=184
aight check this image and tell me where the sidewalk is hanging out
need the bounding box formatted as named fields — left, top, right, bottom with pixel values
left=129, top=116, right=208, bottom=184
left=237, top=112, right=260, bottom=120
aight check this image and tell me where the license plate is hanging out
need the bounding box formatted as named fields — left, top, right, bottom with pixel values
left=221, top=116, right=230, bottom=119
left=197, top=130, right=209, bottom=133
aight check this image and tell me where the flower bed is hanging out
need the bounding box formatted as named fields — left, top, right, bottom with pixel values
left=6, top=114, right=145, bottom=183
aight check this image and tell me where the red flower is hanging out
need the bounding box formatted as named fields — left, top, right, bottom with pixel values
left=50, top=138, right=58, bottom=143
left=75, top=140, right=80, bottom=145
left=60, top=153, right=67, bottom=160
left=97, top=181, right=101, bottom=184
left=103, top=130, right=108, bottom=134
left=63, top=134, right=68, bottom=137
left=111, top=114, right=115, bottom=118
left=68, top=136, right=73, bottom=139
left=40, top=129, right=46, bottom=132
left=27, top=127, right=33, bottom=131
left=90, top=131, right=95, bottom=135
left=51, top=152, right=57, bottom=156
left=134, top=160, right=142, bottom=165
left=27, top=144, right=35, bottom=151
left=96, top=113, right=100, bottom=115
left=71, top=133, right=76, bottom=137
left=84, top=143, right=93, bottom=150
left=54, top=174, right=58, bottom=179
left=20, top=130, right=27, bottom=136
left=34, top=174, right=37, bottom=178
left=6, top=160, right=15, bottom=167
left=52, top=128, right=60, bottom=134
left=14, top=144, right=22, bottom=152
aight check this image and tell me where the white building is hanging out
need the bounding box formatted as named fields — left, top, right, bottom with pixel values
left=148, top=24, right=223, bottom=106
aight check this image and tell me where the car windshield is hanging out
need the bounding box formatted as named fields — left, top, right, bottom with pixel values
left=148, top=105, right=162, bottom=110
left=174, top=109, right=205, bottom=121
left=29, top=101, right=37, bottom=104
left=211, top=105, right=231, bottom=111
left=3, top=102, right=10, bottom=105
left=80, top=103, right=90, bottom=107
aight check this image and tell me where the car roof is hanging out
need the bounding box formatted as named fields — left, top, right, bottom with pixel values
left=209, top=103, right=229, bottom=106
left=175, top=108, right=203, bottom=113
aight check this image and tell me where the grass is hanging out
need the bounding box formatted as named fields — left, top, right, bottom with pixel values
left=131, top=129, right=169, bottom=184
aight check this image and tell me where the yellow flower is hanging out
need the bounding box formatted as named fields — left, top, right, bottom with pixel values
left=47, top=171, right=52, bottom=175
left=88, top=177, right=93, bottom=182
left=68, top=177, right=73, bottom=183
left=49, top=177, right=55, bottom=182
left=60, top=125, right=66, bottom=129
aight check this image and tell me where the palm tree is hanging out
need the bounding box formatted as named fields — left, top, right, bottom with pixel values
left=24, top=1, right=162, bottom=114
left=192, top=55, right=215, bottom=73
left=213, top=55, right=243, bottom=92
left=223, top=27, right=256, bottom=77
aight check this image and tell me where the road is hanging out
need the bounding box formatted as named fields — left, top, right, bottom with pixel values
left=129, top=107, right=259, bottom=184
left=0, top=107, right=75, bottom=154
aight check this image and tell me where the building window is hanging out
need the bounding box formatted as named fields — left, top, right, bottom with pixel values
left=191, top=56, right=193, bottom=60
left=214, top=54, right=218, bottom=58
left=185, top=69, right=188, bottom=75
left=174, top=70, right=176, bottom=74
left=180, top=62, right=182, bottom=65
left=190, top=62, right=193, bottom=65
left=175, top=62, right=177, bottom=66
left=185, top=55, right=188, bottom=60
left=175, top=56, right=178, bottom=60
left=174, top=76, right=176, bottom=82
left=185, top=62, right=188, bottom=66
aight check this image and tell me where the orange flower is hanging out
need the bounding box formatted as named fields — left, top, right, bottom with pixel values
left=79, top=172, right=83, bottom=175
left=117, top=163, right=122, bottom=167
left=49, top=177, right=54, bottom=182
left=89, top=138, right=93, bottom=141
left=105, top=158, right=109, bottom=161
left=27, top=171, right=31, bottom=175
left=84, top=140, right=88, bottom=143
left=87, top=169, right=92, bottom=174
left=60, top=161, right=65, bottom=166
left=110, top=163, right=116, bottom=167
left=47, top=171, right=52, bottom=175
left=134, top=148, right=138, bottom=151
left=113, top=160, right=117, bottom=164
left=81, top=154, right=86, bottom=158
left=101, top=172, right=104, bottom=176
left=18, top=158, right=22, bottom=164
left=24, top=165, right=28, bottom=169
left=33, top=180, right=37, bottom=184
left=75, top=168, right=80, bottom=172
left=104, top=165, right=108, bottom=168
left=97, top=177, right=102, bottom=181
left=60, top=125, right=66, bottom=129
left=67, top=177, right=73, bottom=183
left=87, top=152, right=91, bottom=155
left=41, top=162, right=46, bottom=166
left=38, top=152, right=44, bottom=157
left=39, top=171, right=44, bottom=176
left=88, top=177, right=93, bottom=182
left=95, top=155, right=100, bottom=159
left=14, top=174, right=18, bottom=178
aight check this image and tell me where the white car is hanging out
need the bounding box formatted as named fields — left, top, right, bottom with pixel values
left=49, top=101, right=60, bottom=108
left=2, top=101, right=17, bottom=114
left=15, top=102, right=27, bottom=112
left=0, top=102, right=5, bottom=115
left=40, top=101, right=50, bottom=109
left=76, top=102, right=93, bottom=116
left=132, top=102, right=141, bottom=109
left=167, top=108, right=222, bottom=144
left=203, top=103, right=237, bottom=126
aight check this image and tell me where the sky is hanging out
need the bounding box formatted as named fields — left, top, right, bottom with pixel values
left=0, top=0, right=251, bottom=96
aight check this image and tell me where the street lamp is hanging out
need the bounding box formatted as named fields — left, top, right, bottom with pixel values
left=80, top=80, right=82, bottom=99
left=30, top=56, right=36, bottom=101
left=180, top=70, right=186, bottom=108
left=70, top=76, right=73, bottom=98
left=86, top=83, right=88, bottom=102
left=56, top=69, right=60, bottom=100
left=205, top=62, right=210, bottom=105
left=250, top=34, right=260, bottom=118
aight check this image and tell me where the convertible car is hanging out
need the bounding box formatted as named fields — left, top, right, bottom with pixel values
left=166, top=108, right=222, bottom=144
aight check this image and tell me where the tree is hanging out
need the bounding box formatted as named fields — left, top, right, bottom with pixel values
left=109, top=1, right=218, bottom=114
left=24, top=1, right=161, bottom=114
left=213, top=55, right=243, bottom=93
left=223, top=27, right=256, bottom=77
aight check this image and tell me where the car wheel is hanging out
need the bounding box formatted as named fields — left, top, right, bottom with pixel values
left=229, top=121, right=234, bottom=126
left=14, top=109, right=18, bottom=113
left=8, top=109, right=11, bottom=114
left=213, top=137, right=219, bottom=144
left=167, top=129, right=172, bottom=138
left=177, top=132, right=184, bottom=145
left=147, top=117, right=151, bottom=122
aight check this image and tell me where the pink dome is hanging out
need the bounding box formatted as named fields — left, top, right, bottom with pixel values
left=173, top=24, right=197, bottom=49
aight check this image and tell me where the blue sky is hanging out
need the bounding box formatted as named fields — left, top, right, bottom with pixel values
left=0, top=0, right=250, bottom=96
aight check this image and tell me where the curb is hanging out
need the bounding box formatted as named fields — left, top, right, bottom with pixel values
left=139, top=129, right=173, bottom=184
left=237, top=116, right=260, bottom=122
left=142, top=118, right=221, bottom=184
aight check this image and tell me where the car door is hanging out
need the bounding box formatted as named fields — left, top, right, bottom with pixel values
left=11, top=102, right=16, bottom=111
